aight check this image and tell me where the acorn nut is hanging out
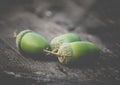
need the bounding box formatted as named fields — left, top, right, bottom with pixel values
left=50, top=33, right=81, bottom=52
left=16, top=30, right=49, bottom=54
left=52, top=41, right=100, bottom=64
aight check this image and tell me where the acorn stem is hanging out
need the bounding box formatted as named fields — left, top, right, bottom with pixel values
left=44, top=49, right=59, bottom=57
left=52, top=49, right=58, bottom=53
left=13, top=31, right=17, bottom=38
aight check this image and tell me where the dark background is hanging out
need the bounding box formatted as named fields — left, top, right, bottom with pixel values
left=0, top=0, right=120, bottom=85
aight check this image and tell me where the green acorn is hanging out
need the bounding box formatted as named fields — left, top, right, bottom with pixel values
left=16, top=30, right=49, bottom=54
left=50, top=33, right=81, bottom=52
left=46, top=41, right=100, bottom=64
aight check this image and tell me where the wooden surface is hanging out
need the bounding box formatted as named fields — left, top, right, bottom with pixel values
left=0, top=0, right=120, bottom=85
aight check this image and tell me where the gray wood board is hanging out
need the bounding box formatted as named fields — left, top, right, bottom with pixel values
left=0, top=1, right=120, bottom=85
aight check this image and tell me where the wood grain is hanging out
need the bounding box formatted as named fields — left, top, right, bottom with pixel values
left=0, top=0, right=120, bottom=85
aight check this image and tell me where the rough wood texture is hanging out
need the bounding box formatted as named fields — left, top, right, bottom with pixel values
left=0, top=0, right=120, bottom=85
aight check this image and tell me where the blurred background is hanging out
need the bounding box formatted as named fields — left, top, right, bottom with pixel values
left=0, top=0, right=120, bottom=85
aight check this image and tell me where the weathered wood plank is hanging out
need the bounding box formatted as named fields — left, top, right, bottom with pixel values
left=0, top=0, right=120, bottom=85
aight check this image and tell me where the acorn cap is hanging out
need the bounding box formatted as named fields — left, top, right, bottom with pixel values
left=50, top=36, right=66, bottom=51
left=16, top=30, right=32, bottom=49
left=57, top=43, right=73, bottom=64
